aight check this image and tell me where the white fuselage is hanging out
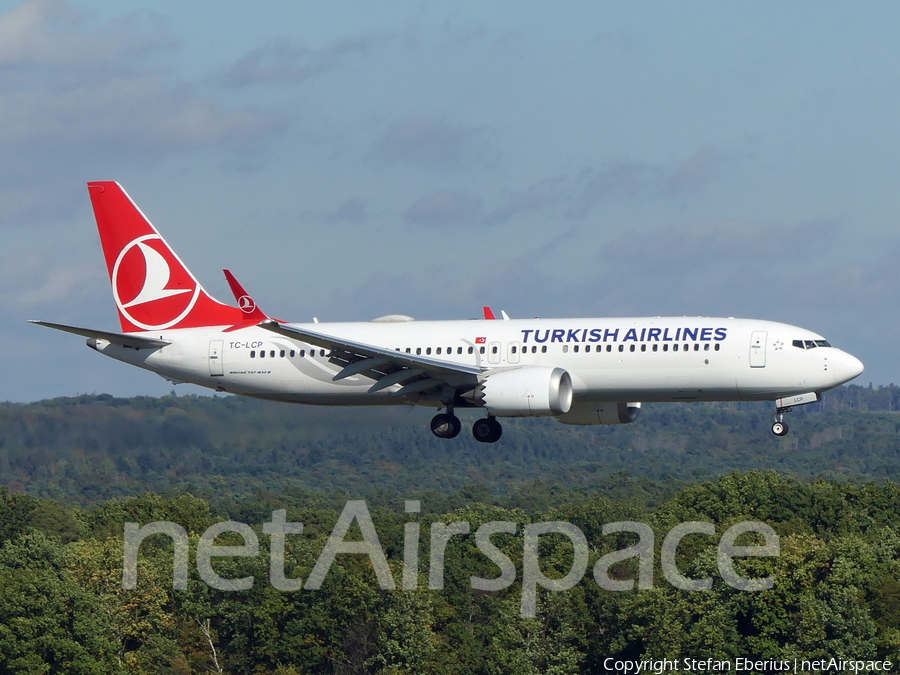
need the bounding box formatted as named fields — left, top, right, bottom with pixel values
left=90, top=316, right=863, bottom=410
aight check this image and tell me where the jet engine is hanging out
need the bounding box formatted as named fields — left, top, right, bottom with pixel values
left=556, top=401, right=641, bottom=425
left=470, top=366, right=573, bottom=417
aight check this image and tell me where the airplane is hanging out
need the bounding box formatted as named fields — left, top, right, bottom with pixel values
left=32, top=182, right=865, bottom=443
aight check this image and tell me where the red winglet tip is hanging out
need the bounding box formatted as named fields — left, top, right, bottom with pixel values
left=483, top=306, right=496, bottom=320
left=222, top=269, right=268, bottom=321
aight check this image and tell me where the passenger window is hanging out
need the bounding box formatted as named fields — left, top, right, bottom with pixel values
left=541, top=346, right=547, bottom=353
left=290, top=350, right=295, bottom=357
left=320, top=350, right=325, bottom=357
left=619, top=345, right=624, bottom=352
left=479, top=346, right=485, bottom=354
left=457, top=347, right=463, bottom=354
left=300, top=350, right=305, bottom=357
left=704, top=344, right=709, bottom=351
left=426, top=347, right=432, bottom=355
left=416, top=347, right=422, bottom=355
left=406, top=348, right=411, bottom=354
left=260, top=350, right=265, bottom=358
left=250, top=351, right=255, bottom=358
left=663, top=344, right=668, bottom=352
left=693, top=344, right=699, bottom=352
left=436, top=347, right=441, bottom=355
left=573, top=345, right=579, bottom=353
left=280, top=350, right=285, bottom=358
left=562, top=345, right=569, bottom=353
left=491, top=346, right=498, bottom=354
left=630, top=345, right=635, bottom=352
left=468, top=346, right=474, bottom=354
left=606, top=345, right=612, bottom=352
left=652, top=344, right=658, bottom=352
left=673, top=344, right=678, bottom=352
left=533, top=346, right=538, bottom=353
left=714, top=344, right=720, bottom=351
left=511, top=346, right=517, bottom=354
left=640, top=344, right=646, bottom=352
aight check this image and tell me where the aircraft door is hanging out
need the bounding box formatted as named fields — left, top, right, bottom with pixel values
left=508, top=341, right=521, bottom=364
left=749, top=331, right=767, bottom=368
left=488, top=341, right=502, bottom=364
left=209, top=340, right=224, bottom=376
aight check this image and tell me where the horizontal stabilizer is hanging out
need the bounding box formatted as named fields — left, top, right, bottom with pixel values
left=29, top=321, right=170, bottom=349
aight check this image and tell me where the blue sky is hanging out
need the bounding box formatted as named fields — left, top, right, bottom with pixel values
left=2, top=1, right=899, bottom=401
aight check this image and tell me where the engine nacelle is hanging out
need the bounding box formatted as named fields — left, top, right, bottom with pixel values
left=473, top=367, right=573, bottom=417
left=556, top=401, right=641, bottom=425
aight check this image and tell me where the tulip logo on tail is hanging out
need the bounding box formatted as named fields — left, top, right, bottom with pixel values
left=238, top=296, right=256, bottom=313
left=113, top=234, right=201, bottom=330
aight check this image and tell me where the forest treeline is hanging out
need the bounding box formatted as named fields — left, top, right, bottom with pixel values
left=1, top=471, right=899, bottom=673
left=1, top=384, right=900, bottom=503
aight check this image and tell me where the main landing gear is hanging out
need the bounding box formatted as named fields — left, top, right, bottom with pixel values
left=472, top=416, right=503, bottom=443
left=430, top=412, right=462, bottom=439
left=430, top=411, right=503, bottom=443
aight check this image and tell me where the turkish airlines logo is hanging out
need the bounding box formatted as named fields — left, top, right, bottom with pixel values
left=475, top=337, right=486, bottom=344
left=238, top=295, right=256, bottom=313
left=112, top=234, right=201, bottom=330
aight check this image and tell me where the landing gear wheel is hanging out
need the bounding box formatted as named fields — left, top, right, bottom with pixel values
left=431, top=413, right=461, bottom=439
left=771, top=421, right=789, bottom=437
left=472, top=417, right=502, bottom=443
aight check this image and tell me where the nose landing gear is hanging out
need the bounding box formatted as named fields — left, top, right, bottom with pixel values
left=771, top=406, right=790, bottom=437
left=771, top=419, right=789, bottom=437
left=770, top=392, right=821, bottom=436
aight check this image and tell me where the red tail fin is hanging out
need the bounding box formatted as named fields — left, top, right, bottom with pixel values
left=88, top=181, right=243, bottom=332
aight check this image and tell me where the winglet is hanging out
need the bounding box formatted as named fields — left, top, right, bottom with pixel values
left=223, top=270, right=269, bottom=321
left=483, top=306, right=497, bottom=320
left=222, top=269, right=273, bottom=331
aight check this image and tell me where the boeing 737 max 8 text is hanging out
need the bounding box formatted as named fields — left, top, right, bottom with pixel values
left=32, top=182, right=864, bottom=442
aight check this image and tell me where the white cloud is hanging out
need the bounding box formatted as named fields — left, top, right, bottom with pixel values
left=403, top=189, right=482, bottom=226
left=218, top=33, right=391, bottom=87
left=568, top=147, right=742, bottom=218
left=0, top=250, right=104, bottom=311
left=0, top=0, right=291, bottom=225
left=372, top=116, right=495, bottom=171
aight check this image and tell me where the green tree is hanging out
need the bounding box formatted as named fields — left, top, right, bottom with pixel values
left=0, top=532, right=120, bottom=674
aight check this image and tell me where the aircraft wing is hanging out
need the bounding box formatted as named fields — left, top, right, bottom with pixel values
left=29, top=321, right=171, bottom=349
left=259, top=320, right=483, bottom=396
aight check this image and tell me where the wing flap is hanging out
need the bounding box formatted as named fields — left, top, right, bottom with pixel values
left=259, top=320, right=482, bottom=395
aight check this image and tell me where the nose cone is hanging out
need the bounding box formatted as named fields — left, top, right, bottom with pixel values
left=832, top=350, right=864, bottom=386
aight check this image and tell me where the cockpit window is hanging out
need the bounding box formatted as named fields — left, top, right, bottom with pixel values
left=793, top=338, right=833, bottom=349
